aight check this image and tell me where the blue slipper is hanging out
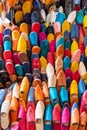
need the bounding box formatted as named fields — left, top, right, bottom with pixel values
left=31, top=53, right=39, bottom=61
left=28, top=87, right=35, bottom=102
left=3, top=35, right=11, bottom=42
left=71, top=23, right=78, bottom=40
left=71, top=102, right=78, bottom=115
left=0, top=59, right=5, bottom=70
left=63, top=56, right=71, bottom=70
left=80, top=54, right=86, bottom=65
left=78, top=79, right=86, bottom=98
left=15, top=64, right=24, bottom=76
left=8, top=82, right=17, bottom=90
left=66, top=77, right=72, bottom=89
left=31, top=11, right=40, bottom=24
left=3, top=28, right=11, bottom=36
left=33, top=0, right=41, bottom=10
left=44, top=104, right=52, bottom=130
left=64, top=40, right=71, bottom=49
left=64, top=30, right=70, bottom=41
left=40, top=23, right=47, bottom=33
left=40, top=40, right=49, bottom=57
left=76, top=10, right=84, bottom=24
left=3, top=41, right=12, bottom=51
left=49, top=87, right=59, bottom=107
left=24, top=13, right=31, bottom=24
left=84, top=34, right=87, bottom=47
left=22, top=62, right=31, bottom=73
left=0, top=89, right=6, bottom=106
left=29, top=31, right=38, bottom=46
left=56, top=12, right=66, bottom=26
left=60, top=87, right=69, bottom=106
left=25, top=73, right=33, bottom=84
left=56, top=37, right=64, bottom=49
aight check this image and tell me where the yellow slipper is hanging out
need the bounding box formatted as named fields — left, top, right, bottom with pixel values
left=70, top=61, right=79, bottom=73
left=71, top=40, right=78, bottom=55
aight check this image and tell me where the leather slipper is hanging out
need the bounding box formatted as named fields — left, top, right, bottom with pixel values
left=48, top=74, right=56, bottom=88
left=27, top=87, right=35, bottom=102
left=20, top=76, right=30, bottom=103
left=42, top=81, right=50, bottom=105
left=70, top=80, right=78, bottom=105
left=35, top=101, right=45, bottom=130
left=71, top=23, right=78, bottom=41
left=0, top=89, right=6, bottom=106
left=35, top=84, right=44, bottom=102
left=13, top=53, right=21, bottom=65
left=31, top=22, right=40, bottom=34
left=55, top=44, right=64, bottom=60
left=10, top=122, right=19, bottom=130
left=52, top=104, right=61, bottom=130
left=67, top=11, right=76, bottom=25
left=10, top=96, right=19, bottom=122
left=29, top=31, right=38, bottom=46
left=49, top=87, right=59, bottom=107
left=46, top=63, right=54, bottom=78
left=12, top=83, right=20, bottom=99
left=39, top=32, right=46, bottom=44
left=27, top=102, right=35, bottom=130
left=79, top=112, right=87, bottom=130
left=1, top=91, right=11, bottom=129
left=15, top=64, right=24, bottom=76
left=46, top=51, right=54, bottom=67
left=40, top=56, right=47, bottom=69
left=55, top=56, right=63, bottom=71
left=18, top=105, right=26, bottom=130
left=18, top=52, right=29, bottom=63
left=44, top=104, right=52, bottom=130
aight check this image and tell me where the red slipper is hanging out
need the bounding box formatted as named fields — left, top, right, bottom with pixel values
left=26, top=102, right=35, bottom=130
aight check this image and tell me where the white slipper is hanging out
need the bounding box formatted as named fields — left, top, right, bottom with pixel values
left=79, top=62, right=86, bottom=76
left=67, top=11, right=76, bottom=24
left=49, top=11, right=56, bottom=23
left=58, top=6, right=64, bottom=13
left=35, top=101, right=45, bottom=130
left=48, top=74, right=56, bottom=88
left=46, top=63, right=54, bottom=78
left=46, top=13, right=50, bottom=23
left=55, top=56, right=63, bottom=70
left=1, top=100, right=10, bottom=129
left=40, top=9, right=46, bottom=22
left=12, top=83, right=20, bottom=99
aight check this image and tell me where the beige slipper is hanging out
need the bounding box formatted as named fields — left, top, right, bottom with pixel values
left=67, top=11, right=76, bottom=25
left=12, top=83, right=20, bottom=99
left=79, top=62, right=86, bottom=76
left=55, top=56, right=63, bottom=71
left=48, top=74, right=56, bottom=88
left=35, top=101, right=45, bottom=130
left=46, top=63, right=54, bottom=78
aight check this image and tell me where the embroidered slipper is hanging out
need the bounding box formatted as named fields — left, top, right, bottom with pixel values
left=35, top=101, right=45, bottom=130
left=41, top=68, right=48, bottom=82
